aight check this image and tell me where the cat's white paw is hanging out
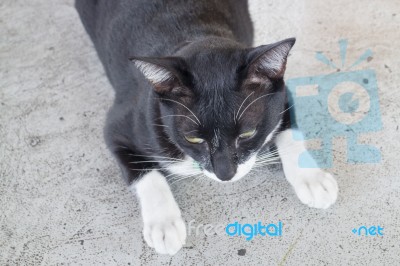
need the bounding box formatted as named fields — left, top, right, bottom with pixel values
left=143, top=216, right=186, bottom=255
left=292, top=169, right=338, bottom=209
left=134, top=170, right=186, bottom=255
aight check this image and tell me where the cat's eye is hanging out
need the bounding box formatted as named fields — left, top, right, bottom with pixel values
left=184, top=136, right=205, bottom=144
left=239, top=129, right=256, bottom=139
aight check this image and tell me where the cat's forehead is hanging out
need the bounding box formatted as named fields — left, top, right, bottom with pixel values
left=188, top=49, right=243, bottom=74
left=195, top=87, right=238, bottom=123
left=185, top=49, right=241, bottom=81
left=179, top=49, right=263, bottom=132
left=191, top=88, right=266, bottom=136
left=187, top=53, right=244, bottom=105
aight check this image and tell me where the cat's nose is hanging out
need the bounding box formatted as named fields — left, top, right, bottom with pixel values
left=211, top=148, right=237, bottom=181
left=213, top=161, right=237, bottom=181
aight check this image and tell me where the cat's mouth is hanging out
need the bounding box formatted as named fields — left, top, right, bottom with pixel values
left=201, top=155, right=257, bottom=182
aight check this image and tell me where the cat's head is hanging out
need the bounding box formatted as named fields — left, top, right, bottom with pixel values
left=131, top=37, right=295, bottom=182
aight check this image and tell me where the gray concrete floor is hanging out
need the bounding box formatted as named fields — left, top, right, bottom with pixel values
left=1, top=0, right=400, bottom=265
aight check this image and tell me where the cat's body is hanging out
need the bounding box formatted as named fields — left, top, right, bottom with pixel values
left=76, top=0, right=338, bottom=255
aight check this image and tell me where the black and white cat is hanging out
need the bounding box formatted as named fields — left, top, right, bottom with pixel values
left=76, top=0, right=338, bottom=255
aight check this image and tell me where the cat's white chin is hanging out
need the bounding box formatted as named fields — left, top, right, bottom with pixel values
left=203, top=154, right=257, bottom=182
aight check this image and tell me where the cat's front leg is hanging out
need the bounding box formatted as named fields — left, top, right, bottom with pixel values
left=104, top=124, right=186, bottom=254
left=275, top=129, right=339, bottom=209
left=132, top=170, right=186, bottom=255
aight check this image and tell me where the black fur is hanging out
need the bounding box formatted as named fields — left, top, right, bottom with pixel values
left=76, top=0, right=295, bottom=183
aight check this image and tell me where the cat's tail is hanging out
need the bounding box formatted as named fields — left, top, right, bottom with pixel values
left=75, top=0, right=98, bottom=41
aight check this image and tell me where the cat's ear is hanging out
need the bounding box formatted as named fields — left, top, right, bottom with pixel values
left=246, top=38, right=295, bottom=82
left=129, top=56, right=189, bottom=96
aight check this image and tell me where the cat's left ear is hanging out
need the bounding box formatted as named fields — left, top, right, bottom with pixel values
left=246, top=38, right=296, bottom=81
left=129, top=56, right=190, bottom=96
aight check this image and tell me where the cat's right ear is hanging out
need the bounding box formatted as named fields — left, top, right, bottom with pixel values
left=246, top=38, right=296, bottom=82
left=129, top=57, right=190, bottom=97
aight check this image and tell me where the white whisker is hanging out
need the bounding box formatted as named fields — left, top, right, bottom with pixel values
left=159, top=98, right=201, bottom=125
left=191, top=175, right=202, bottom=184
left=279, top=104, right=294, bottom=115
left=115, top=145, right=129, bottom=150
left=128, top=160, right=181, bottom=164
left=170, top=173, right=202, bottom=185
left=237, top=93, right=274, bottom=121
left=129, top=168, right=168, bottom=171
left=152, top=123, right=169, bottom=128
left=158, top=114, right=199, bottom=126
left=168, top=172, right=202, bottom=182
left=185, top=129, right=199, bottom=134
left=235, top=91, right=255, bottom=121
left=127, top=154, right=185, bottom=162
